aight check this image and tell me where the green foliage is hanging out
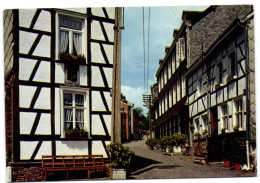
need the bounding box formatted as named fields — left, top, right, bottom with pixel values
left=135, top=107, right=149, bottom=131
left=172, top=133, right=187, bottom=146
left=65, top=128, right=88, bottom=139
left=233, top=125, right=239, bottom=132
left=158, top=136, right=168, bottom=150
left=221, top=128, right=226, bottom=134
left=223, top=138, right=246, bottom=164
left=145, top=138, right=158, bottom=149
left=107, top=143, right=135, bottom=169
left=59, top=52, right=86, bottom=64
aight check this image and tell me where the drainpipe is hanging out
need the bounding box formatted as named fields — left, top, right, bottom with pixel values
left=238, top=18, right=250, bottom=169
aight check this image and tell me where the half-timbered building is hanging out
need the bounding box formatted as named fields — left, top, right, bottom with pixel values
left=154, top=14, right=191, bottom=138
left=185, top=5, right=255, bottom=161
left=4, top=7, right=121, bottom=181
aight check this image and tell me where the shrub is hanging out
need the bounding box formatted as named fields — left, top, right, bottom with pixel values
left=145, top=138, right=158, bottom=149
left=107, top=143, right=135, bottom=169
left=172, top=133, right=187, bottom=146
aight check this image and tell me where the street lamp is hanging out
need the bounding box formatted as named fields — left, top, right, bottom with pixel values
left=142, top=94, right=152, bottom=138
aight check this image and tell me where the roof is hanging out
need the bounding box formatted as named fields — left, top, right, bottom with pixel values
left=188, top=5, right=253, bottom=67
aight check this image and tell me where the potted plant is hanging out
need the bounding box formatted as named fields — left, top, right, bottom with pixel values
left=59, top=52, right=86, bottom=65
left=158, top=136, right=168, bottom=152
left=194, top=132, right=201, bottom=139
left=172, top=133, right=187, bottom=153
left=233, top=125, right=239, bottom=132
left=165, top=136, right=174, bottom=153
left=221, top=128, right=226, bottom=134
left=145, top=137, right=158, bottom=150
left=202, top=129, right=208, bottom=137
left=107, top=143, right=135, bottom=179
left=65, top=128, right=89, bottom=139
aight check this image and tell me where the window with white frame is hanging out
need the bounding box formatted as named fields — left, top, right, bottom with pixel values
left=59, top=17, right=83, bottom=55
left=58, top=16, right=85, bottom=84
left=216, top=60, right=223, bottom=84
left=222, top=104, right=228, bottom=130
left=228, top=51, right=236, bottom=77
left=168, top=60, right=171, bottom=79
left=176, top=38, right=185, bottom=63
left=61, top=88, right=89, bottom=137
left=202, top=115, right=208, bottom=132
left=63, top=92, right=85, bottom=130
left=234, top=99, right=243, bottom=129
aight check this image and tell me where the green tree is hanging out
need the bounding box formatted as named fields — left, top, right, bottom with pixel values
left=135, top=107, right=149, bottom=131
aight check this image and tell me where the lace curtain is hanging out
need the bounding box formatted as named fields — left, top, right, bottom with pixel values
left=73, top=33, right=82, bottom=55
left=59, top=30, right=69, bottom=53
left=76, top=110, right=84, bottom=130
left=64, top=109, right=72, bottom=130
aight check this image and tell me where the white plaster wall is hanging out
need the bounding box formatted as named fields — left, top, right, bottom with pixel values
left=105, top=7, right=115, bottom=19
left=92, top=66, right=104, bottom=87
left=92, top=115, right=106, bottom=135
left=216, top=90, right=223, bottom=104
left=20, top=141, right=38, bottom=160
left=19, top=31, right=37, bottom=54
left=198, top=99, right=203, bottom=113
left=55, top=63, right=65, bottom=84
left=35, top=141, right=52, bottom=159
left=55, top=88, right=61, bottom=135
left=238, top=60, right=245, bottom=77
left=91, top=43, right=105, bottom=63
left=224, top=87, right=228, bottom=101
left=103, top=22, right=114, bottom=41
left=34, top=87, right=51, bottom=109
left=19, top=85, right=37, bottom=108
left=33, top=35, right=51, bottom=57
left=19, top=9, right=36, bottom=28
left=91, top=8, right=105, bottom=17
left=92, top=91, right=106, bottom=111
left=103, top=44, right=114, bottom=64
left=80, top=65, right=87, bottom=86
left=91, top=20, right=105, bottom=40
left=35, top=113, right=51, bottom=135
left=63, top=8, right=86, bottom=14
left=228, top=82, right=236, bottom=99
left=33, top=10, right=51, bottom=32
left=103, top=67, right=113, bottom=88
left=56, top=141, right=89, bottom=155
left=20, top=141, right=52, bottom=160
left=33, top=61, right=50, bottom=82
left=192, top=102, right=197, bottom=116
left=20, top=112, right=37, bottom=134
left=238, top=77, right=246, bottom=95
left=92, top=141, right=109, bottom=158
left=211, top=93, right=216, bottom=107
left=104, top=91, right=112, bottom=111
left=189, top=94, right=194, bottom=104
left=19, top=58, right=37, bottom=80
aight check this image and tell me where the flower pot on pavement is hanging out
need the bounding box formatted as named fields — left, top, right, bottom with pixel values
left=224, top=160, right=231, bottom=167
left=234, top=163, right=241, bottom=170
left=112, top=168, right=126, bottom=180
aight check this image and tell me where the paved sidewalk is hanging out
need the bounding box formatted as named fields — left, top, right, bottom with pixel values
left=124, top=140, right=256, bottom=179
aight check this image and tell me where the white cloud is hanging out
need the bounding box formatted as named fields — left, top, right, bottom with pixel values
left=121, top=85, right=149, bottom=114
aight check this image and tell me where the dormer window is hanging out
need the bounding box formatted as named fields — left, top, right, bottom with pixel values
left=176, top=38, right=185, bottom=63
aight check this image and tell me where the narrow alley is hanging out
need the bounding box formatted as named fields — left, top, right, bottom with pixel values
left=124, top=140, right=256, bottom=179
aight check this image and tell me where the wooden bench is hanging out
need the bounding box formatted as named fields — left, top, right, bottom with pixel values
left=42, top=155, right=109, bottom=180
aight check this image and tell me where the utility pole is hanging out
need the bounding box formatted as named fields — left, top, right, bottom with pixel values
left=142, top=94, right=152, bottom=138
left=111, top=7, right=122, bottom=143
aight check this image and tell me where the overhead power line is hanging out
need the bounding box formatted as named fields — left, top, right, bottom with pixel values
left=169, top=7, right=181, bottom=24
left=147, top=7, right=150, bottom=92
left=143, top=7, right=146, bottom=90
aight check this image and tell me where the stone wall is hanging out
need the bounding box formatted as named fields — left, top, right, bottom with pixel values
left=11, top=164, right=43, bottom=182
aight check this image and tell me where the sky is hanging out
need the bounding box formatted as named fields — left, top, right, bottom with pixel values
left=121, top=6, right=209, bottom=113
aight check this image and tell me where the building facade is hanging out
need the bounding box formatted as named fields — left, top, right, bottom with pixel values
left=154, top=16, right=190, bottom=138
left=4, top=7, right=121, bottom=181
left=152, top=5, right=255, bottom=165
left=185, top=5, right=255, bottom=160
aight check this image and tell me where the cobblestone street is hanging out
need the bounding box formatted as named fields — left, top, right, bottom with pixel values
left=124, top=139, right=256, bottom=180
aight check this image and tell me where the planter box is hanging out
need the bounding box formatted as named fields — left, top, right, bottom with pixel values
left=112, top=169, right=126, bottom=180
